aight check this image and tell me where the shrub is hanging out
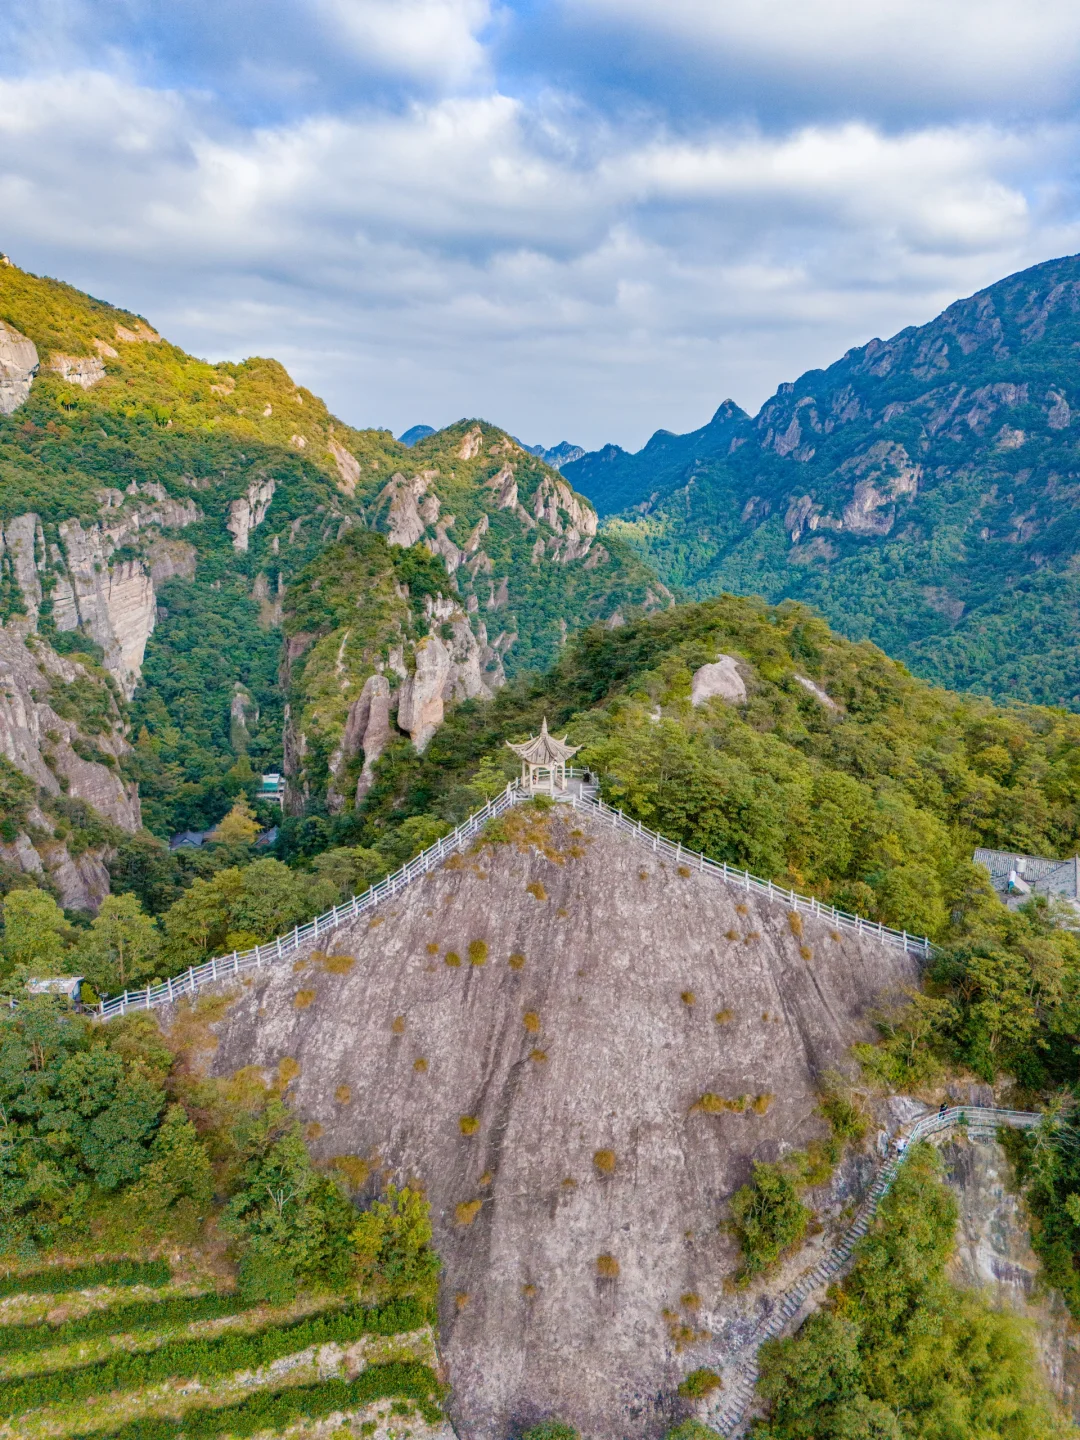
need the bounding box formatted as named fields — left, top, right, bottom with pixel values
left=751, top=1093, right=774, bottom=1115
left=391, top=1015, right=406, bottom=1033
left=509, top=952, right=526, bottom=969
left=818, top=1089, right=867, bottom=1147
left=595, top=1254, right=620, bottom=1278
left=459, top=1115, right=479, bottom=1135
left=593, top=1149, right=617, bottom=1174
left=681, top=990, right=696, bottom=1006
left=330, top=1155, right=370, bottom=1189
left=526, top=881, right=547, bottom=901
left=455, top=1199, right=482, bottom=1226
left=335, top=1084, right=352, bottom=1103
left=277, top=1056, right=300, bottom=1085
left=0, top=1287, right=250, bottom=1357
left=293, top=989, right=316, bottom=1009
left=523, top=1010, right=541, bottom=1032
left=714, top=1008, right=734, bottom=1024
left=729, top=1160, right=811, bottom=1281
left=529, top=1048, right=548, bottom=1062
left=0, top=1303, right=429, bottom=1417
left=678, top=1367, right=723, bottom=1400
left=468, top=939, right=488, bottom=966
left=787, top=911, right=803, bottom=938
left=413, top=1057, right=428, bottom=1073
left=666, top=1423, right=717, bottom=1440
left=352, top=1186, right=441, bottom=1304
left=445, top=950, right=462, bottom=967
left=725, top=929, right=739, bottom=941
left=678, top=865, right=691, bottom=877
left=693, top=1093, right=746, bottom=1114
left=68, top=1362, right=444, bottom=1439
left=322, top=952, right=354, bottom=974
left=800, top=944, right=813, bottom=961
left=522, top=1424, right=580, bottom=1440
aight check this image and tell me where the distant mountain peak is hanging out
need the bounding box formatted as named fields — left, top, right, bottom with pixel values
left=398, top=423, right=436, bottom=446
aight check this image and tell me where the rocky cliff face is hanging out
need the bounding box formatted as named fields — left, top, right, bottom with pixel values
left=0, top=621, right=140, bottom=908
left=190, top=806, right=920, bottom=1439
left=0, top=320, right=38, bottom=415
left=941, top=1133, right=1080, bottom=1421
left=0, top=485, right=201, bottom=700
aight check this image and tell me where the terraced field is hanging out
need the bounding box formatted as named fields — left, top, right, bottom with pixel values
left=0, top=1258, right=445, bottom=1440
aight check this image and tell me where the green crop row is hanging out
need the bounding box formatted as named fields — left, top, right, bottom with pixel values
left=0, top=1289, right=255, bottom=1358
left=70, top=1361, right=444, bottom=1439
left=0, top=1297, right=430, bottom=1417
left=0, top=1260, right=170, bottom=1301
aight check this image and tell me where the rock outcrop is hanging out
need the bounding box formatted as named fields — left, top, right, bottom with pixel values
left=227, top=478, right=276, bottom=551
left=0, top=320, right=38, bottom=414
left=691, top=655, right=747, bottom=706
left=197, top=807, right=921, bottom=1440
left=0, top=623, right=140, bottom=909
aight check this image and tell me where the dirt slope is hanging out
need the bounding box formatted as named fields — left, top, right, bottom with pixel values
left=198, top=806, right=921, bottom=1440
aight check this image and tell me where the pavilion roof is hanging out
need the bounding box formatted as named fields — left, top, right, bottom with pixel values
left=506, top=717, right=580, bottom=765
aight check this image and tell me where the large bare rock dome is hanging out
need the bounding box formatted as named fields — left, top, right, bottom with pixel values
left=195, top=805, right=920, bottom=1439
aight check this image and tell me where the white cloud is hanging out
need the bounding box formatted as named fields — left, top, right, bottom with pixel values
left=0, top=66, right=1077, bottom=447
left=567, top=0, right=1080, bottom=115
left=315, top=0, right=493, bottom=85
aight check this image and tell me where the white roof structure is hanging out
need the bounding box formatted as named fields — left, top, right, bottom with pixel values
left=506, top=717, right=580, bottom=767
left=27, top=976, right=83, bottom=996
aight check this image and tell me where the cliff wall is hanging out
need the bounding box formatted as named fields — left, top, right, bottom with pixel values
left=189, top=807, right=921, bottom=1440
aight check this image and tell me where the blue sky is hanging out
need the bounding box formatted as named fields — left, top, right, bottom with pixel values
left=2, top=1, right=1080, bottom=449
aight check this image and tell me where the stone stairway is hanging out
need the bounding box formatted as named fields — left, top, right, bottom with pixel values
left=704, top=1106, right=1041, bottom=1436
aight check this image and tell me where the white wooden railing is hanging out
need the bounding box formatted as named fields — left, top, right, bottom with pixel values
left=96, top=783, right=522, bottom=1018
left=97, top=768, right=930, bottom=1019
left=707, top=1105, right=1042, bottom=1437
left=562, top=783, right=932, bottom=959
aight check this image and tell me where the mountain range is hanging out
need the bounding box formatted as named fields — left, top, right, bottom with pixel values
left=0, top=254, right=662, bottom=869
left=564, top=252, right=1080, bottom=711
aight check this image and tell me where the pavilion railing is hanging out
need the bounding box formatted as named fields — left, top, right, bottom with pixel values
left=97, top=767, right=930, bottom=1019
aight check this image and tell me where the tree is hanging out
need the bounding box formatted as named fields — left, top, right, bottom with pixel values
left=212, top=795, right=261, bottom=845
left=351, top=1184, right=441, bottom=1306
left=2, top=888, right=68, bottom=979
left=75, top=894, right=160, bottom=995
left=729, top=1160, right=811, bottom=1281
left=129, top=1102, right=213, bottom=1227
left=223, top=1126, right=356, bottom=1303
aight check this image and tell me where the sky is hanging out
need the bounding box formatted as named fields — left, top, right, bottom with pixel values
left=2, top=2, right=1080, bottom=450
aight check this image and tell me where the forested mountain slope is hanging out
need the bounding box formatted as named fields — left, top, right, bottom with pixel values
left=569, top=252, right=1080, bottom=710
left=0, top=255, right=661, bottom=850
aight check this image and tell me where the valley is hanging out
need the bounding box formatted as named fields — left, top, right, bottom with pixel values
left=1, top=250, right=1080, bottom=1440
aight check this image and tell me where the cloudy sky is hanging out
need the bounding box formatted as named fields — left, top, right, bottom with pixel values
left=2, top=1, right=1079, bottom=449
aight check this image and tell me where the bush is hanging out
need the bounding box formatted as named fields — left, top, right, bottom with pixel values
left=66, top=1361, right=444, bottom=1439
left=522, top=1424, right=580, bottom=1440
left=678, top=1367, right=723, bottom=1400
left=351, top=1185, right=441, bottom=1305
left=729, top=1161, right=810, bottom=1281
left=0, top=1257, right=169, bottom=1299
